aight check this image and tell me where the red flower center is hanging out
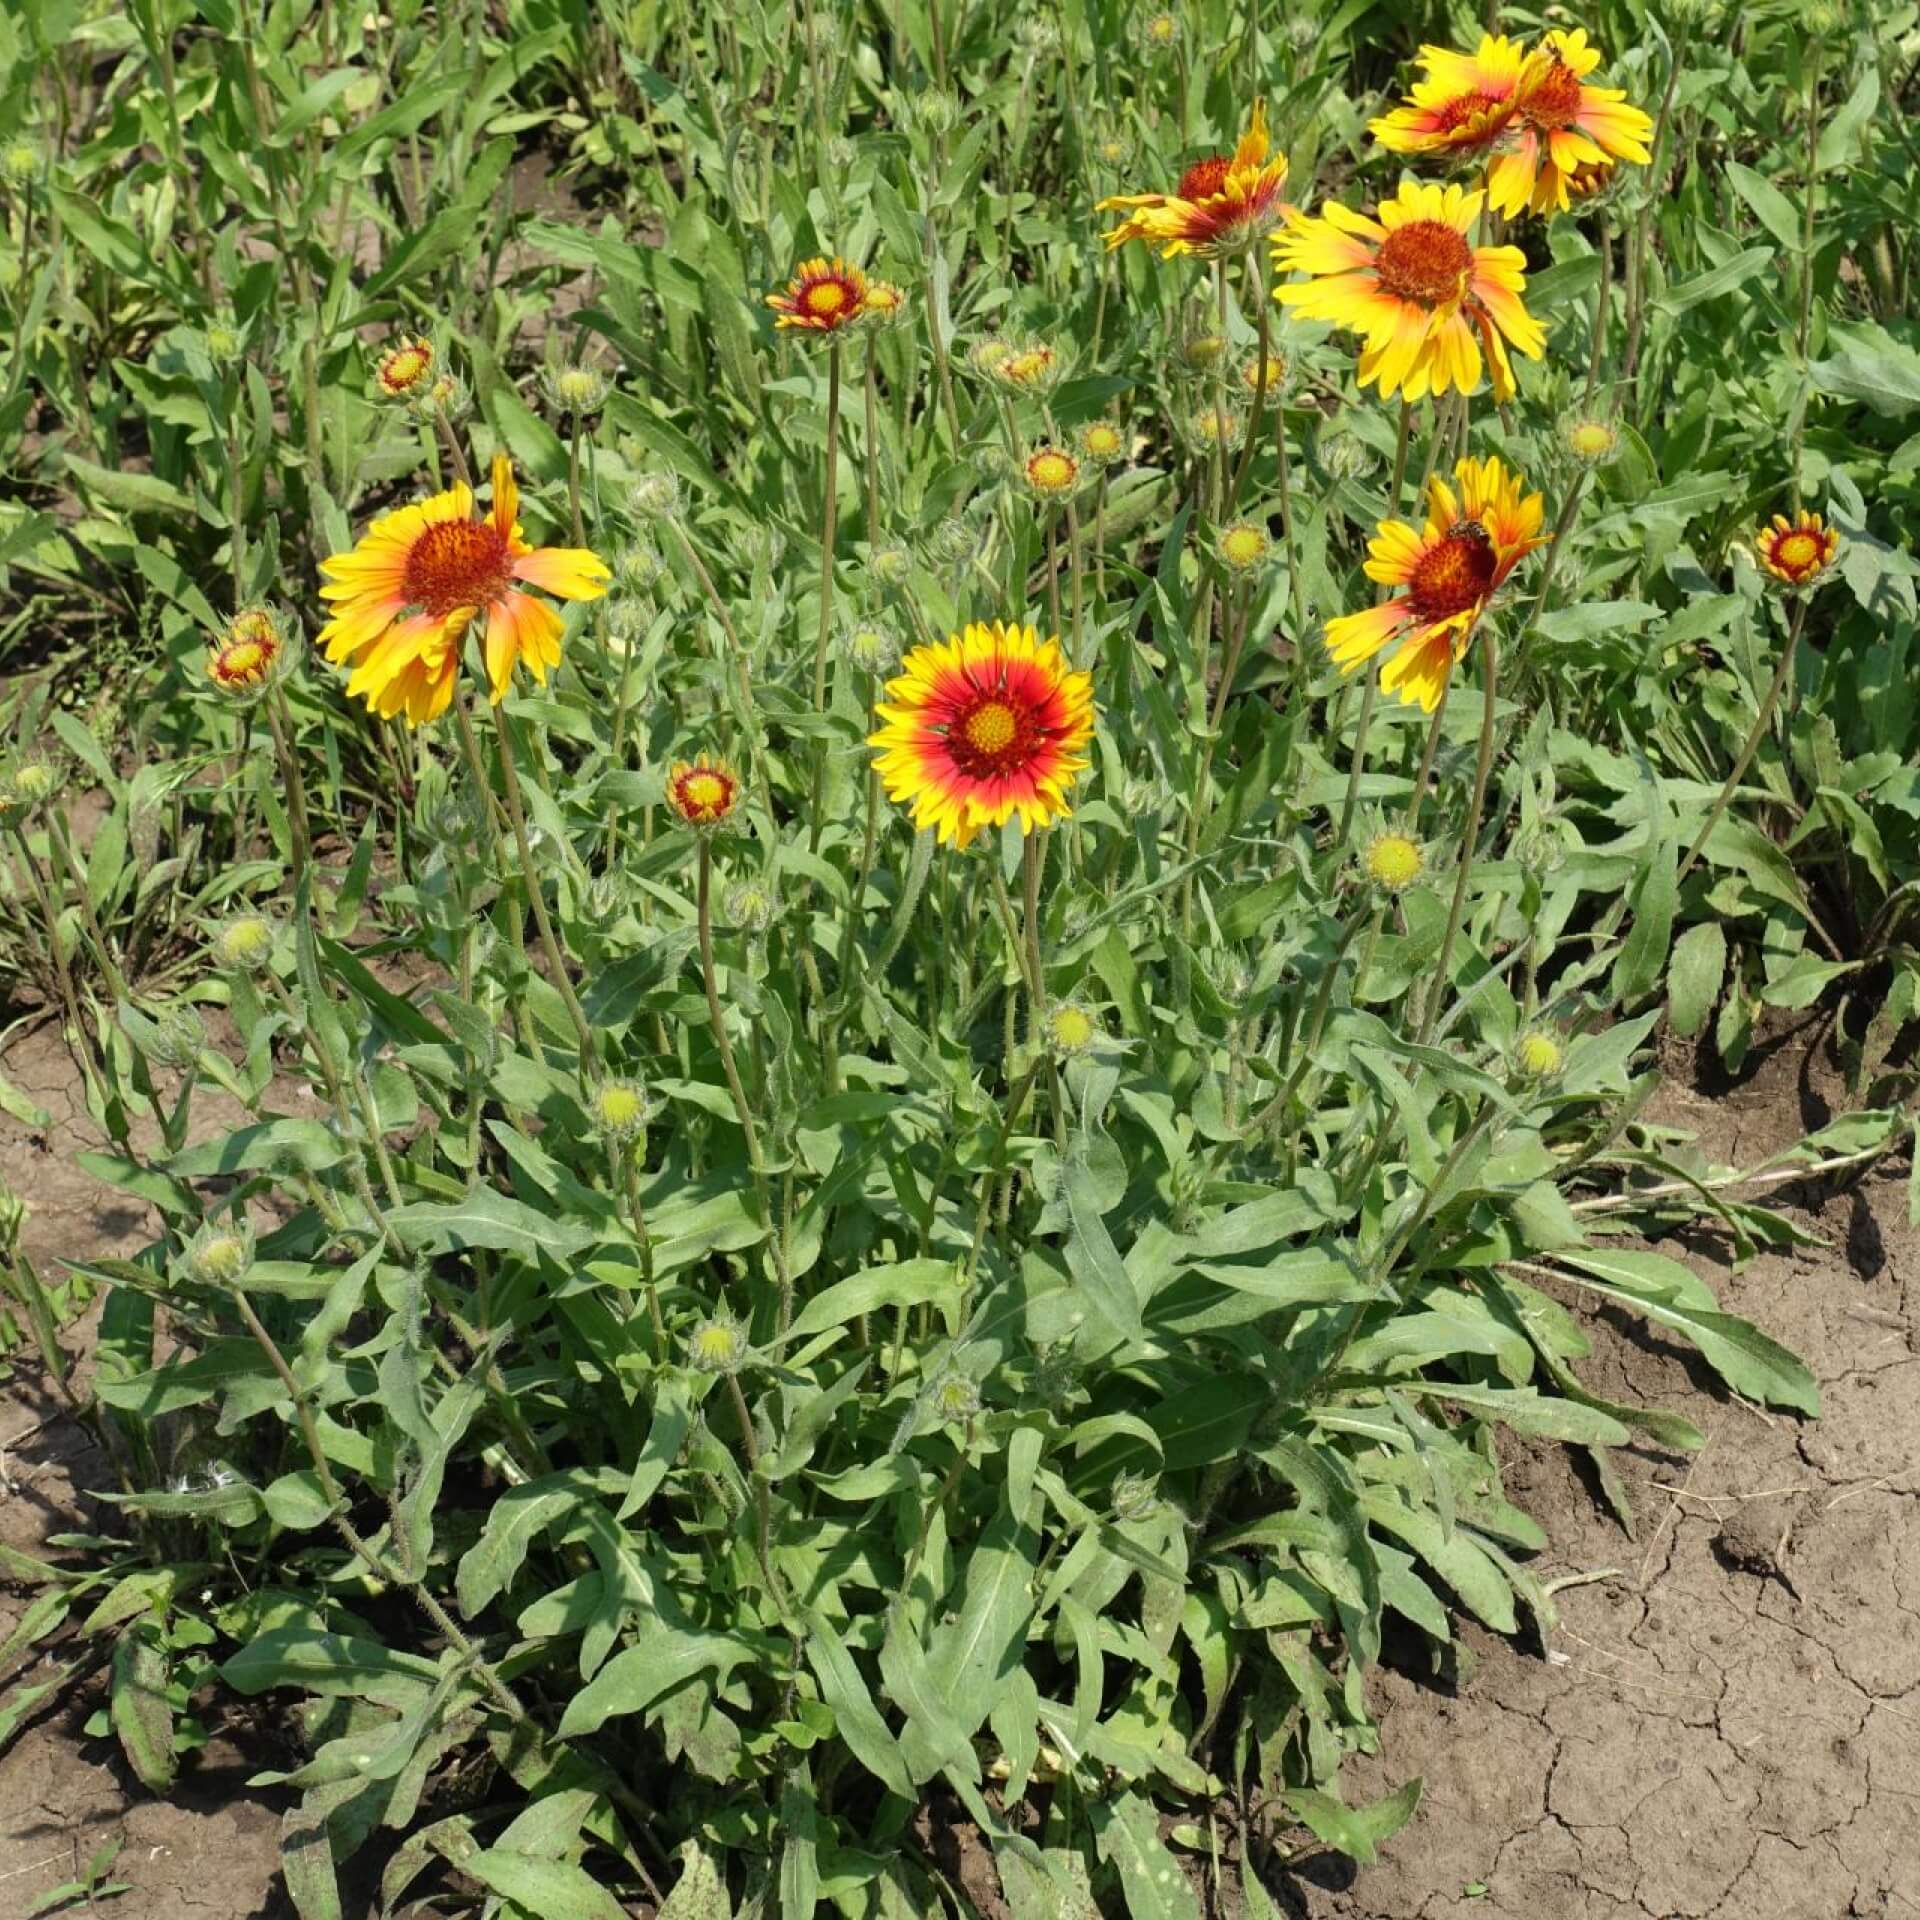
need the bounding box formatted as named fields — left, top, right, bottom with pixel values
left=1406, top=526, right=1498, bottom=621
left=379, top=344, right=432, bottom=393
left=1177, top=155, right=1232, bottom=201
left=213, top=637, right=273, bottom=686
left=1374, top=220, right=1474, bottom=306
left=1519, top=58, right=1582, bottom=130
left=947, top=695, right=1041, bottom=780
left=405, top=519, right=512, bottom=617
left=1434, top=90, right=1505, bottom=135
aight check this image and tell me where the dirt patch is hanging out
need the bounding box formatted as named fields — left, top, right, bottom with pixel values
left=1285, top=1047, right=1919, bottom=1920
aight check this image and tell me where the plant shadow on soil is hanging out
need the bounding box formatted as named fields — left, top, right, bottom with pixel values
left=4, top=1012, right=1916, bottom=1920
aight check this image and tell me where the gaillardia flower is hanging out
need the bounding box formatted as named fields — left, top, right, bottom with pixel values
left=1324, top=455, right=1546, bottom=713
left=1099, top=101, right=1290, bottom=261
left=1756, top=511, right=1840, bottom=589
left=666, top=755, right=742, bottom=828
left=1368, top=35, right=1526, bottom=158
left=1077, top=419, right=1126, bottom=465
left=1272, top=181, right=1544, bottom=403
left=374, top=334, right=436, bottom=400
left=1363, top=832, right=1425, bottom=892
left=767, top=257, right=868, bottom=334
left=869, top=621, right=1096, bottom=849
left=1487, top=31, right=1653, bottom=218
left=1024, top=446, right=1080, bottom=497
left=318, top=454, right=610, bottom=726
left=207, top=607, right=285, bottom=694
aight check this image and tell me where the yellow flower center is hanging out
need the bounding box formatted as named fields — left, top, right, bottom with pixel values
left=406, top=519, right=512, bottom=617
left=1568, top=421, right=1615, bottom=458
left=1364, top=834, right=1423, bottom=890
left=379, top=343, right=433, bottom=394
left=965, top=702, right=1018, bottom=754
left=1027, top=449, right=1078, bottom=494
left=693, top=1324, right=741, bottom=1366
left=1146, top=13, right=1175, bottom=39
left=217, top=918, right=273, bottom=965
left=684, top=772, right=727, bottom=812
left=865, top=283, right=902, bottom=313
left=805, top=280, right=848, bottom=315
left=215, top=639, right=269, bottom=685
left=1774, top=531, right=1820, bottom=574
left=1518, top=1033, right=1564, bottom=1077
left=1049, top=1006, right=1095, bottom=1050
left=596, top=1085, right=644, bottom=1130
left=1082, top=425, right=1121, bottom=457
left=1220, top=525, right=1269, bottom=570
left=1374, top=219, right=1474, bottom=307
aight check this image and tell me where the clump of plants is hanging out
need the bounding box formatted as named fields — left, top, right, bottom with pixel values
left=2, top=0, right=1914, bottom=1915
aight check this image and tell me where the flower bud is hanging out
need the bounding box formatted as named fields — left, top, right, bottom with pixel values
left=1516, top=1032, right=1564, bottom=1080
left=1217, top=521, right=1272, bottom=573
left=627, top=470, right=682, bottom=521
left=373, top=334, right=436, bottom=402
left=187, top=1220, right=255, bottom=1289
left=589, top=1077, right=652, bottom=1143
left=211, top=914, right=278, bottom=975
left=687, top=1314, right=749, bottom=1374
left=724, top=876, right=779, bottom=934
left=1362, top=832, right=1424, bottom=893
left=145, top=1003, right=207, bottom=1072
left=544, top=364, right=609, bottom=417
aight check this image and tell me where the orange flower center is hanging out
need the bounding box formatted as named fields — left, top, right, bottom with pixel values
left=1434, top=90, right=1505, bottom=135
left=1177, top=155, right=1232, bottom=200
left=1520, top=58, right=1582, bottom=131
left=1407, top=526, right=1498, bottom=621
left=804, top=279, right=850, bottom=315
left=1774, top=531, right=1821, bottom=575
left=1375, top=221, right=1474, bottom=307
left=405, top=519, right=512, bottom=617
left=949, top=695, right=1039, bottom=779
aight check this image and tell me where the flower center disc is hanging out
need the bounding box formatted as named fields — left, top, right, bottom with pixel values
left=684, top=773, right=728, bottom=812
left=1407, top=527, right=1498, bottom=620
left=949, top=696, right=1036, bottom=777
left=217, top=640, right=268, bottom=683
left=1775, top=533, right=1819, bottom=573
left=1177, top=155, right=1232, bottom=200
left=406, top=520, right=512, bottom=616
left=805, top=280, right=848, bottom=314
left=1435, top=90, right=1504, bottom=135
left=1374, top=221, right=1474, bottom=306
left=1520, top=59, right=1582, bottom=130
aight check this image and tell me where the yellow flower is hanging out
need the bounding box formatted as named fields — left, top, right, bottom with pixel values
left=317, top=454, right=610, bottom=726
left=1024, top=446, right=1080, bottom=497
left=590, top=1079, right=651, bottom=1141
left=1099, top=101, right=1290, bottom=261
left=869, top=621, right=1096, bottom=850
left=374, top=334, right=435, bottom=399
left=1363, top=833, right=1425, bottom=891
left=1486, top=31, right=1654, bottom=219
left=1369, top=35, right=1527, bottom=158
left=1217, top=522, right=1272, bottom=572
left=1324, top=455, right=1547, bottom=714
left=1272, top=180, right=1545, bottom=404
left=1756, top=511, right=1840, bottom=588
left=207, top=607, right=285, bottom=694
left=666, top=755, right=743, bottom=828
left=1516, top=1032, right=1564, bottom=1078
left=1045, top=1001, right=1100, bottom=1056
left=1077, top=420, right=1126, bottom=465
left=767, top=257, right=869, bottom=333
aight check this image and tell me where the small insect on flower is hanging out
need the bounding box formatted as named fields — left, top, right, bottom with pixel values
left=869, top=620, right=1097, bottom=850
left=206, top=606, right=287, bottom=696
left=373, top=334, right=436, bottom=400
left=1217, top=521, right=1273, bottom=573
left=1325, top=454, right=1547, bottom=713
left=1100, top=100, right=1291, bottom=261
left=1756, top=511, right=1841, bottom=590
left=1023, top=445, right=1081, bottom=498
left=687, top=1315, right=750, bottom=1374
left=767, top=256, right=869, bottom=334
left=590, top=1078, right=651, bottom=1143
left=1516, top=1031, right=1565, bottom=1079
left=318, top=453, right=611, bottom=725
left=1273, top=180, right=1545, bottom=404
left=1363, top=832, right=1426, bottom=892
left=1560, top=413, right=1622, bottom=467
left=666, top=755, right=743, bottom=829
left=211, top=913, right=278, bottom=974
left=1076, top=420, right=1127, bottom=466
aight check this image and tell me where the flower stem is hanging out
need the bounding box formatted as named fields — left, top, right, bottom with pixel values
left=812, top=342, right=843, bottom=714
left=697, top=838, right=764, bottom=1178
left=1418, top=624, right=1500, bottom=1046
left=265, top=687, right=314, bottom=884
left=1676, top=595, right=1810, bottom=886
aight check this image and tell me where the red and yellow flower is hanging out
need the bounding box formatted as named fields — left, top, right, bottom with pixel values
left=767, top=257, right=869, bottom=334
left=1369, top=35, right=1528, bottom=158
left=1323, top=455, right=1546, bottom=713
left=207, top=608, right=283, bottom=694
left=1756, top=511, right=1840, bottom=588
left=1099, top=101, right=1291, bottom=260
left=374, top=334, right=435, bottom=400
left=1272, top=180, right=1544, bottom=403
left=666, top=755, right=742, bottom=828
left=317, top=453, right=610, bottom=727
left=1486, top=30, right=1653, bottom=218
left=869, top=621, right=1095, bottom=849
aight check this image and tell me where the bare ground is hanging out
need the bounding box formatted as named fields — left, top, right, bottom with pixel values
left=4, top=1014, right=1916, bottom=1920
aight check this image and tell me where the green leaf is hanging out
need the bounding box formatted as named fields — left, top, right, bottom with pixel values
left=1724, top=162, right=1802, bottom=253
left=1667, top=922, right=1726, bottom=1039
left=1089, top=1791, right=1202, bottom=1920
left=1652, top=246, right=1772, bottom=316
left=167, top=1118, right=347, bottom=1176
left=462, top=1850, right=628, bottom=1920
left=805, top=1610, right=915, bottom=1799
left=555, top=1624, right=756, bottom=1738
left=657, top=1842, right=734, bottom=1920
left=385, top=1190, right=595, bottom=1260
left=1279, top=1779, right=1422, bottom=1865
left=783, top=1259, right=956, bottom=1343
left=110, top=1624, right=176, bottom=1791
left=1062, top=1151, right=1146, bottom=1345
